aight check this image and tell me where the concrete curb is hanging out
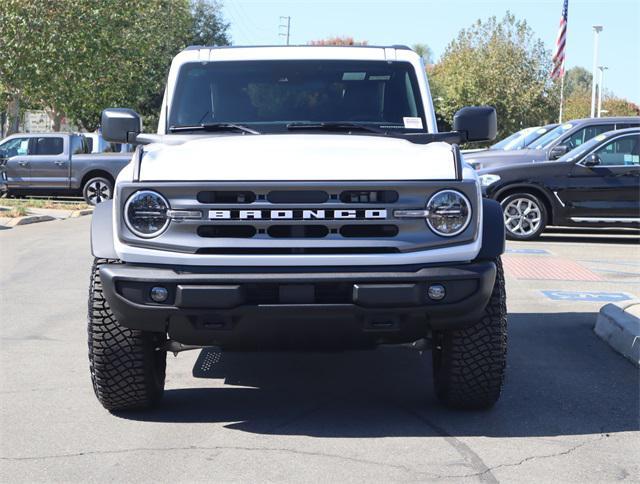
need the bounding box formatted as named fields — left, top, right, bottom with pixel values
left=5, top=214, right=56, bottom=227
left=71, top=208, right=94, bottom=217
left=594, top=301, right=640, bottom=366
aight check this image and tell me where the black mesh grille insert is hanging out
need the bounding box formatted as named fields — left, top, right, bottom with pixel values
left=198, top=225, right=257, bottom=238
left=267, top=225, right=329, bottom=238
left=340, top=190, right=398, bottom=203
left=197, top=191, right=256, bottom=203
left=340, top=225, right=399, bottom=237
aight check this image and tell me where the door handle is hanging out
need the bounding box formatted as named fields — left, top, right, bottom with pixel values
left=17, top=161, right=29, bottom=167
left=54, top=161, right=66, bottom=166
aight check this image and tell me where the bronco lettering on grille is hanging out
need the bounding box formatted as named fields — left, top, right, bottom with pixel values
left=208, top=209, right=388, bottom=220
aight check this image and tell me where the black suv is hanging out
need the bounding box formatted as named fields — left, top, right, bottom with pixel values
left=479, top=128, right=640, bottom=240
left=467, top=116, right=640, bottom=170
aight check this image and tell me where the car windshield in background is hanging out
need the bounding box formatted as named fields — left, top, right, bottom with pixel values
left=168, top=60, right=426, bottom=133
left=491, top=127, right=538, bottom=150
left=531, top=123, right=574, bottom=149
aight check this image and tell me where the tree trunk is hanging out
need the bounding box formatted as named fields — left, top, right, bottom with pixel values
left=7, top=95, right=20, bottom=135
left=47, top=109, right=64, bottom=131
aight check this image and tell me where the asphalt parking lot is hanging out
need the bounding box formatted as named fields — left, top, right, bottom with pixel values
left=0, top=217, right=638, bottom=483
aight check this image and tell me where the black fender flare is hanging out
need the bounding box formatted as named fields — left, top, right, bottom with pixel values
left=91, top=200, right=118, bottom=259
left=475, top=198, right=505, bottom=261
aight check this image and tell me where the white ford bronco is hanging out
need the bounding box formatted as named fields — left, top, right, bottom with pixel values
left=88, top=45, right=507, bottom=412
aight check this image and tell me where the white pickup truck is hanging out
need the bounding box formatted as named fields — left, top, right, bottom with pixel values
left=88, top=45, right=506, bottom=412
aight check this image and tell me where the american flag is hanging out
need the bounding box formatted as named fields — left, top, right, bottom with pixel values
left=551, top=0, right=569, bottom=79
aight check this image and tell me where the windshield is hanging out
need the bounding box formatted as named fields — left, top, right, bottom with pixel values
left=558, top=133, right=607, bottom=162
left=531, top=123, right=574, bottom=149
left=491, top=127, right=537, bottom=150
left=168, top=60, right=426, bottom=133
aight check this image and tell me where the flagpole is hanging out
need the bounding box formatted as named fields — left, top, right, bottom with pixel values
left=558, top=67, right=565, bottom=123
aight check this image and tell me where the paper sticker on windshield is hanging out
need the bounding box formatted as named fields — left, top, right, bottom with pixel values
left=342, top=72, right=366, bottom=81
left=403, top=117, right=423, bottom=129
left=369, top=75, right=391, bottom=81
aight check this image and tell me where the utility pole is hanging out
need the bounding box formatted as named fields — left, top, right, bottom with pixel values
left=279, top=16, right=291, bottom=45
left=590, top=25, right=603, bottom=118
left=597, top=65, right=609, bottom=117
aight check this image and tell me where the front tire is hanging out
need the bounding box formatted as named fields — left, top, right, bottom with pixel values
left=431, top=257, right=507, bottom=410
left=88, top=258, right=167, bottom=411
left=500, top=192, right=547, bottom=241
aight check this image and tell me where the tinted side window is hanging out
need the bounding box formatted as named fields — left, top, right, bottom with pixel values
left=594, top=134, right=640, bottom=166
left=0, top=137, right=31, bottom=157
left=34, top=137, right=64, bottom=155
left=615, top=123, right=640, bottom=129
left=565, top=124, right=614, bottom=149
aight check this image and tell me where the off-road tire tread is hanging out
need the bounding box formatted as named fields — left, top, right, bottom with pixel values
left=88, top=258, right=166, bottom=411
left=432, top=257, right=507, bottom=409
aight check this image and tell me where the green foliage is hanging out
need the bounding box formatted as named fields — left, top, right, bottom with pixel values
left=308, top=37, right=368, bottom=46
left=563, top=66, right=591, bottom=98
left=190, top=0, right=231, bottom=46
left=429, top=12, right=559, bottom=140
left=412, top=43, right=434, bottom=65
left=0, top=0, right=230, bottom=131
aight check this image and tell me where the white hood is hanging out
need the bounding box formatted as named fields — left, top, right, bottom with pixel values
left=139, top=134, right=457, bottom=181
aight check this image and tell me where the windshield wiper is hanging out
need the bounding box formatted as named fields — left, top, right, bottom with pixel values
left=286, top=122, right=385, bottom=134
left=168, top=123, right=260, bottom=134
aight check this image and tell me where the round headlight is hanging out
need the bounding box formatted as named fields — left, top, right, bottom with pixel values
left=426, top=190, right=472, bottom=237
left=124, top=190, right=170, bottom=238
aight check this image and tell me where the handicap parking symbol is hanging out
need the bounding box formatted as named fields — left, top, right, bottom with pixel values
left=541, top=290, right=633, bottom=302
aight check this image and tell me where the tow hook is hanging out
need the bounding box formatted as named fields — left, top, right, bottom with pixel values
left=156, top=340, right=203, bottom=356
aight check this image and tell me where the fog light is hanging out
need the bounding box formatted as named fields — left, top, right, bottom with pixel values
left=150, top=286, right=169, bottom=303
left=427, top=284, right=446, bottom=301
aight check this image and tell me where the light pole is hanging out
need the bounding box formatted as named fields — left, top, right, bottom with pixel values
left=597, top=66, right=609, bottom=117
left=590, top=26, right=603, bottom=118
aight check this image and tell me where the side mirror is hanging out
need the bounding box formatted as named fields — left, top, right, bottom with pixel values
left=453, top=106, right=497, bottom=142
left=583, top=153, right=601, bottom=166
left=549, top=144, right=568, bottom=160
left=101, top=108, right=142, bottom=144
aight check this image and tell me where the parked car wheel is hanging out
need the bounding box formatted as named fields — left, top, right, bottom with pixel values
left=500, top=192, right=547, bottom=241
left=83, top=177, right=113, bottom=205
left=431, top=257, right=507, bottom=409
left=88, top=258, right=167, bottom=411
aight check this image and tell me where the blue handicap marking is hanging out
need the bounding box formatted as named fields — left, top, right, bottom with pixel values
left=542, top=290, right=633, bottom=302
left=506, top=248, right=550, bottom=255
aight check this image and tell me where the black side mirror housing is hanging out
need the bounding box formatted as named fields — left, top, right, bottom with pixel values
left=549, top=144, right=568, bottom=160
left=583, top=153, right=600, bottom=166
left=101, top=108, right=142, bottom=144
left=453, top=106, right=497, bottom=142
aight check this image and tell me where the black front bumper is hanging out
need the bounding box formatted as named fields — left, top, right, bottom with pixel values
left=99, top=261, right=496, bottom=350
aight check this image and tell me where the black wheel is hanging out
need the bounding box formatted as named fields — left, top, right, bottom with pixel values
left=500, top=192, right=547, bottom=241
left=432, top=257, right=507, bottom=410
left=83, top=177, right=113, bottom=205
left=88, top=258, right=166, bottom=411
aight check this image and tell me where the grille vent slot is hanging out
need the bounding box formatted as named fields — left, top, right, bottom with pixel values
left=267, top=225, right=329, bottom=238
left=198, top=225, right=256, bottom=238
left=340, top=225, right=399, bottom=238
left=340, top=190, right=398, bottom=203
left=197, top=191, right=256, bottom=204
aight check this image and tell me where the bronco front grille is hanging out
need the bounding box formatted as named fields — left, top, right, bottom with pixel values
left=117, top=181, right=480, bottom=255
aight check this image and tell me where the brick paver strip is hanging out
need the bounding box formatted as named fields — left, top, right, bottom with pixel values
left=502, top=255, right=602, bottom=281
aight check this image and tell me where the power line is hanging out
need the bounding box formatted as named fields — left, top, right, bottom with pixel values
left=279, top=16, right=291, bottom=45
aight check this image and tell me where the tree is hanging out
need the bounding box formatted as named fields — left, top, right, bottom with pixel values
left=412, top=43, right=434, bottom=65
left=0, top=0, right=230, bottom=132
left=308, top=37, right=368, bottom=46
left=189, top=0, right=231, bottom=46
left=563, top=90, right=640, bottom=120
left=429, top=12, right=558, bottom=140
left=563, top=66, right=591, bottom=98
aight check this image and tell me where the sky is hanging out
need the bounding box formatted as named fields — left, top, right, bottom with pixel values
left=223, top=0, right=640, bottom=104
